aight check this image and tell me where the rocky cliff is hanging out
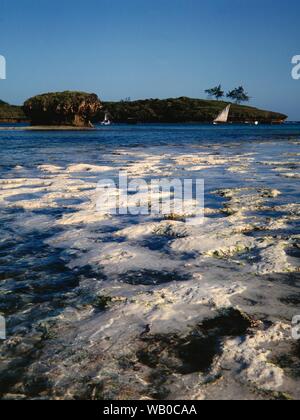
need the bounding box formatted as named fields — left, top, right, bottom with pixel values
left=23, top=91, right=103, bottom=127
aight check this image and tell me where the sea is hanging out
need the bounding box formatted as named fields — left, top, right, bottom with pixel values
left=0, top=123, right=300, bottom=400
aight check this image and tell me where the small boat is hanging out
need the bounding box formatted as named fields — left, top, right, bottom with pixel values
left=213, top=104, right=231, bottom=125
left=101, top=112, right=111, bottom=126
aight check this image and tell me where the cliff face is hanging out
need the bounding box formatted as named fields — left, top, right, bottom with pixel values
left=23, top=91, right=103, bottom=127
left=104, top=97, right=287, bottom=124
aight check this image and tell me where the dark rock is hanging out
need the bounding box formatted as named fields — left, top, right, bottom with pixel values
left=137, top=308, right=256, bottom=376
left=23, top=91, right=103, bottom=127
left=92, top=295, right=112, bottom=311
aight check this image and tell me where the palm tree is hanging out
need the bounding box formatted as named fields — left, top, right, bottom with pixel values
left=205, top=85, right=224, bottom=101
left=227, top=86, right=250, bottom=104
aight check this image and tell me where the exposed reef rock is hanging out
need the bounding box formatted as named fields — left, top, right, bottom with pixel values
left=23, top=91, right=103, bottom=127
left=0, top=140, right=300, bottom=400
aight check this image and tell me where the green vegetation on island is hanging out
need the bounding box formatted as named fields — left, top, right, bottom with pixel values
left=205, top=85, right=225, bottom=101
left=205, top=84, right=250, bottom=104
left=103, top=97, right=287, bottom=124
left=227, top=86, right=250, bottom=104
left=0, top=100, right=26, bottom=122
left=0, top=93, right=288, bottom=125
left=23, top=91, right=103, bottom=127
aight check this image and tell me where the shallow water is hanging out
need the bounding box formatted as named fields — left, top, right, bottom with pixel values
left=0, top=123, right=300, bottom=400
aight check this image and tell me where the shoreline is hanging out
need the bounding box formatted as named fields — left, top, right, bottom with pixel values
left=0, top=125, right=96, bottom=131
left=0, top=121, right=294, bottom=132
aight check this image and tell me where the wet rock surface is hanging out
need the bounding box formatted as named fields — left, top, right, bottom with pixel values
left=137, top=309, right=255, bottom=376
left=0, top=129, right=300, bottom=399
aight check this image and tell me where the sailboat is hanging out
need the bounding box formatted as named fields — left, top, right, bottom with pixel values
left=213, top=104, right=231, bottom=125
left=101, top=112, right=111, bottom=126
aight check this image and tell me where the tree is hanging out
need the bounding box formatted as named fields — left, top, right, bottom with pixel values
left=227, top=86, right=250, bottom=104
left=120, top=97, right=131, bottom=103
left=205, top=85, right=224, bottom=100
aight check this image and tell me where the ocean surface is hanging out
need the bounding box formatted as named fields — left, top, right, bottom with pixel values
left=0, top=123, right=300, bottom=400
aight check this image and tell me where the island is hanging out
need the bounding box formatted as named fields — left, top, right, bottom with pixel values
left=0, top=100, right=27, bottom=123
left=0, top=94, right=287, bottom=126
left=103, top=97, right=287, bottom=124
left=23, top=91, right=103, bottom=127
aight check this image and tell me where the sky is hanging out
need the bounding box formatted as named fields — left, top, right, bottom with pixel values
left=0, top=0, right=300, bottom=119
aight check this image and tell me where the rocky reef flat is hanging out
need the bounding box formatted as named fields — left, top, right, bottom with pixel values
left=0, top=126, right=299, bottom=400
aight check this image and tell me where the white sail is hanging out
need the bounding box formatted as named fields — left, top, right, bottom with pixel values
left=214, top=105, right=231, bottom=123
left=101, top=112, right=111, bottom=126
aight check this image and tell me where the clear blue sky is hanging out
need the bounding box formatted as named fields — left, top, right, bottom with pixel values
left=1, top=0, right=300, bottom=119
